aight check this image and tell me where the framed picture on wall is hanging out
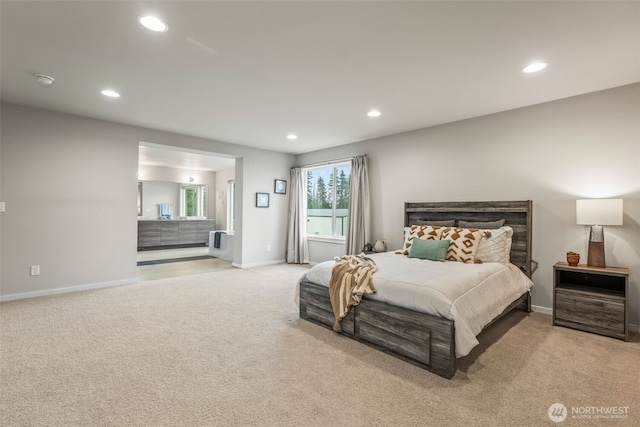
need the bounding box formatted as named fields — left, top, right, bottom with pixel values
left=256, top=192, right=270, bottom=208
left=274, top=179, right=287, bottom=194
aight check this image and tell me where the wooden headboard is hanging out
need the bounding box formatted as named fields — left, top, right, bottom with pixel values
left=404, top=201, right=534, bottom=278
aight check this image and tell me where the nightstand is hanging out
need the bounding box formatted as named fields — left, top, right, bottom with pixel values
left=553, top=262, right=629, bottom=341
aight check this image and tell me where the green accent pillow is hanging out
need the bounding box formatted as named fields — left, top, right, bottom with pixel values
left=408, top=238, right=450, bottom=262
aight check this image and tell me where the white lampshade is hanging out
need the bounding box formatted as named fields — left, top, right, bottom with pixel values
left=576, top=199, right=623, bottom=226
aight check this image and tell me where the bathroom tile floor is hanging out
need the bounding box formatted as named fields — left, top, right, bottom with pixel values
left=137, top=247, right=210, bottom=262
left=137, top=247, right=234, bottom=282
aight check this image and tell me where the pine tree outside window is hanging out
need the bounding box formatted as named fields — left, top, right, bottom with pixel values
left=180, top=184, right=207, bottom=218
left=305, top=163, right=351, bottom=238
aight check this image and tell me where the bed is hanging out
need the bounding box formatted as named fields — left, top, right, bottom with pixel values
left=298, top=200, right=535, bottom=379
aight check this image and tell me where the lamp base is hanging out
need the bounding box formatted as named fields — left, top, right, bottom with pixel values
left=587, top=225, right=606, bottom=268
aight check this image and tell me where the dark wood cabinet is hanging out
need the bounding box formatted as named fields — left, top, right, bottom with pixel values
left=197, top=221, right=215, bottom=243
left=138, top=220, right=215, bottom=250
left=553, top=262, right=629, bottom=341
left=161, top=222, right=179, bottom=245
left=137, top=221, right=161, bottom=247
left=178, top=221, right=198, bottom=244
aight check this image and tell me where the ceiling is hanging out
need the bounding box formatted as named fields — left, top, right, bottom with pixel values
left=1, top=1, right=639, bottom=156
left=138, top=143, right=236, bottom=172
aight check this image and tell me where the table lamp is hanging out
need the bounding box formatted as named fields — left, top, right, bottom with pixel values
left=576, top=199, right=623, bottom=268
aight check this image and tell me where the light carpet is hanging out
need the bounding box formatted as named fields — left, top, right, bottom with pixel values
left=1, top=264, right=638, bottom=426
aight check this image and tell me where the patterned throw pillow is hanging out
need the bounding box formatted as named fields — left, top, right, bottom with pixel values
left=395, top=225, right=444, bottom=255
left=476, top=226, right=513, bottom=264
left=441, top=227, right=487, bottom=264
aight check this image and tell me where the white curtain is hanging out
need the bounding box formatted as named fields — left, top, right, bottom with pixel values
left=286, top=167, right=309, bottom=264
left=345, top=155, right=371, bottom=255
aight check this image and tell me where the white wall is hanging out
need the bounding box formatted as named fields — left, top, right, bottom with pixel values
left=296, top=83, right=640, bottom=327
left=235, top=154, right=292, bottom=267
left=0, top=104, right=139, bottom=298
left=307, top=239, right=347, bottom=263
left=0, top=103, right=294, bottom=299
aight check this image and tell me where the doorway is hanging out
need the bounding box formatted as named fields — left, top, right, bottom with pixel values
left=137, top=142, right=236, bottom=280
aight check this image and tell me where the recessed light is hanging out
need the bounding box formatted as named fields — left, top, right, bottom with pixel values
left=101, top=89, right=120, bottom=98
left=367, top=110, right=381, bottom=117
left=287, top=134, right=298, bottom=140
left=138, top=16, right=168, bottom=32
left=522, top=62, right=548, bottom=74
left=34, top=74, right=55, bottom=85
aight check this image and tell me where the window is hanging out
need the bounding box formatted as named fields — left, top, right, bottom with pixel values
left=180, top=184, right=207, bottom=218
left=227, top=180, right=235, bottom=231
left=305, top=163, right=351, bottom=238
left=137, top=182, right=143, bottom=216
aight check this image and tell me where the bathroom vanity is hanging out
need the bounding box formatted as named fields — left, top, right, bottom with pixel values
left=137, top=219, right=215, bottom=250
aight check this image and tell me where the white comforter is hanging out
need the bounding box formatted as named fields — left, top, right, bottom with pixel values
left=302, top=252, right=533, bottom=357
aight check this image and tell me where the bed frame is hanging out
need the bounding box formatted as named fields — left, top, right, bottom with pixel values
left=299, top=200, right=533, bottom=379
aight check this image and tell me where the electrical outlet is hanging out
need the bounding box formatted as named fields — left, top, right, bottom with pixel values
left=30, top=265, right=40, bottom=276
left=266, top=245, right=271, bottom=252
left=0, top=202, right=5, bottom=212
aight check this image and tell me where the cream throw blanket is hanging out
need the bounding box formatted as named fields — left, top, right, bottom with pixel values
left=329, top=254, right=378, bottom=332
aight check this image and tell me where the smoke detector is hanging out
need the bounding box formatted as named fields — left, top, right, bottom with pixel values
left=34, top=74, right=55, bottom=85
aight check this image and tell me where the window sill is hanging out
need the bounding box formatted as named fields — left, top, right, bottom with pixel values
left=307, top=236, right=346, bottom=245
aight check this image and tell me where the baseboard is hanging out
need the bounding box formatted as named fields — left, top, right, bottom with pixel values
left=531, top=305, right=552, bottom=316
left=232, top=259, right=286, bottom=269
left=0, top=278, right=138, bottom=302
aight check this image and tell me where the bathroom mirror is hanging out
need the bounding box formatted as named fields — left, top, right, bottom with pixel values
left=138, top=181, right=208, bottom=219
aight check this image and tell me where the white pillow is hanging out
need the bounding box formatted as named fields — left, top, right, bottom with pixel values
left=475, top=226, right=513, bottom=264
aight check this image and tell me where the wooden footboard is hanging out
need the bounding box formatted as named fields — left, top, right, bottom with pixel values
left=299, top=279, right=456, bottom=379
left=300, top=279, right=356, bottom=336
left=300, top=279, right=531, bottom=379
